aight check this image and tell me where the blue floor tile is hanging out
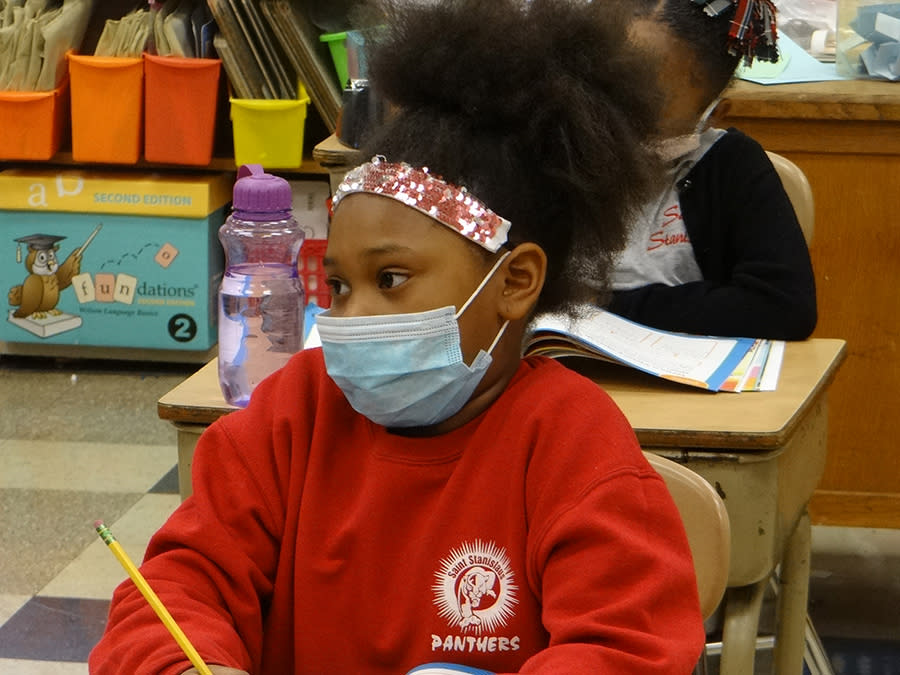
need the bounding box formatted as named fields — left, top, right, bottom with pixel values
left=148, top=465, right=179, bottom=494
left=0, top=597, right=109, bottom=662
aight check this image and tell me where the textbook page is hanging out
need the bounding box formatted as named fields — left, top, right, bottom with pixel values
left=527, top=308, right=756, bottom=391
left=739, top=339, right=772, bottom=391
left=758, top=340, right=786, bottom=391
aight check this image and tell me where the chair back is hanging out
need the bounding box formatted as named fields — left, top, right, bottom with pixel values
left=644, top=452, right=730, bottom=620
left=766, top=151, right=815, bottom=245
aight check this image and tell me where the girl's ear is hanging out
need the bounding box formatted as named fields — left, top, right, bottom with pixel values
left=497, top=243, right=546, bottom=321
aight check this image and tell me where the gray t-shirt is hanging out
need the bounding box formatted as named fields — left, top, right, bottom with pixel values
left=611, top=127, right=726, bottom=291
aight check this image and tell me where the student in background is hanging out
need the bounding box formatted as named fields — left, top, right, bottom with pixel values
left=90, top=1, right=704, bottom=674
left=607, top=0, right=817, bottom=340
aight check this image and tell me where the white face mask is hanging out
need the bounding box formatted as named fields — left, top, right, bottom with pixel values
left=654, top=134, right=702, bottom=162
left=651, top=97, right=722, bottom=163
left=316, top=252, right=510, bottom=428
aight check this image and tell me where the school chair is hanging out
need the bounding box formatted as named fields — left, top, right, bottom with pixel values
left=767, top=150, right=828, bottom=673
left=767, top=151, right=815, bottom=244
left=643, top=452, right=730, bottom=675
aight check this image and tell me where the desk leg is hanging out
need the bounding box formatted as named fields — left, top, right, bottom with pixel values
left=775, top=509, right=812, bottom=675
left=174, top=423, right=204, bottom=501
left=719, top=578, right=767, bottom=675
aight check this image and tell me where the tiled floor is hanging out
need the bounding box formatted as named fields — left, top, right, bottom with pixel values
left=0, top=354, right=898, bottom=674
left=0, top=355, right=190, bottom=674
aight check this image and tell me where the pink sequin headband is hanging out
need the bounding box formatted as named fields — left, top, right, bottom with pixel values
left=332, top=156, right=511, bottom=253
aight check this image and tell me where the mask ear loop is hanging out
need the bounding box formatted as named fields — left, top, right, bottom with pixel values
left=456, top=250, right=513, bottom=357
left=695, top=97, right=722, bottom=133
left=485, top=318, right=510, bottom=356
left=455, top=250, right=512, bottom=318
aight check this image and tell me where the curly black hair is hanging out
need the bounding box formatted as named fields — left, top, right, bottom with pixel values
left=643, top=0, right=745, bottom=100
left=358, top=0, right=662, bottom=316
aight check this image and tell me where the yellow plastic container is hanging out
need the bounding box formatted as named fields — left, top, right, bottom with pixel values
left=68, top=54, right=144, bottom=164
left=230, top=84, right=310, bottom=169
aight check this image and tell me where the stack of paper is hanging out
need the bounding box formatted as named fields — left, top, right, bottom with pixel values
left=0, top=0, right=93, bottom=91
left=850, top=4, right=900, bottom=80
left=526, top=307, right=785, bottom=392
left=737, top=33, right=848, bottom=84
left=204, top=0, right=341, bottom=131
left=260, top=0, right=342, bottom=131
left=206, top=0, right=296, bottom=99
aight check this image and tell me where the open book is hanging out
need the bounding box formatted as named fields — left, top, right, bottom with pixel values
left=406, top=664, right=494, bottom=675
left=525, top=307, right=784, bottom=392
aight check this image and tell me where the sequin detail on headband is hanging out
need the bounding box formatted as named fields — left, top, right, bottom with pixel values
left=332, top=157, right=511, bottom=253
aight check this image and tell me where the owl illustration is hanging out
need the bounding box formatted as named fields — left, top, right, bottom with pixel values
left=8, top=234, right=82, bottom=319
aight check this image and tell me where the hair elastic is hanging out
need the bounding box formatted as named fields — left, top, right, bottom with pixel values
left=692, top=0, right=779, bottom=64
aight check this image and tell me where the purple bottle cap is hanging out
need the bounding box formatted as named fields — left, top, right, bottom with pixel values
left=232, top=164, right=292, bottom=218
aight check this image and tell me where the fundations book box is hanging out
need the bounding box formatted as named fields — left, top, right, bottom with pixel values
left=0, top=169, right=232, bottom=356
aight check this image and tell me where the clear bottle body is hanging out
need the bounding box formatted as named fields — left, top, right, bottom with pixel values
left=217, top=212, right=305, bottom=407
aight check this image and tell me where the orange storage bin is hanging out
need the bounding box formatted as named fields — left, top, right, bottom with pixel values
left=299, top=238, right=330, bottom=308
left=0, top=80, right=69, bottom=160
left=68, top=54, right=143, bottom=164
left=143, top=53, right=221, bottom=166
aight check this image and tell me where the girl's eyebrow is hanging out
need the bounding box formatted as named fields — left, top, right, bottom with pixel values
left=362, top=244, right=415, bottom=258
left=323, top=244, right=416, bottom=269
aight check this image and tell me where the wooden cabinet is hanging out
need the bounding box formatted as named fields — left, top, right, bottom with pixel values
left=721, top=79, right=900, bottom=528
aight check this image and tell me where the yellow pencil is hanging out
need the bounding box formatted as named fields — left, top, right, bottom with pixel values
left=94, top=520, right=213, bottom=675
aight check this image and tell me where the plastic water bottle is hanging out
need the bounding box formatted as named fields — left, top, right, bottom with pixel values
left=218, top=164, right=305, bottom=407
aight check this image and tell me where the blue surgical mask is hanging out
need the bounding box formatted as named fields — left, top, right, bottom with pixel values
left=316, top=252, right=510, bottom=428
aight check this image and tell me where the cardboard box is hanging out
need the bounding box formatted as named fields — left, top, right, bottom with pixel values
left=0, top=169, right=232, bottom=355
left=288, top=179, right=330, bottom=240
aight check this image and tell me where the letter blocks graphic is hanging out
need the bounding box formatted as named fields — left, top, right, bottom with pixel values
left=71, top=273, right=139, bottom=305
left=68, top=242, right=179, bottom=307
left=155, top=242, right=179, bottom=268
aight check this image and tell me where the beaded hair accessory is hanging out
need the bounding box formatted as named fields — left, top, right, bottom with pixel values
left=332, top=156, right=511, bottom=253
left=693, top=0, right=779, bottom=64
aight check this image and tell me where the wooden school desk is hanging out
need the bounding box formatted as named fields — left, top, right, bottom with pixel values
left=721, top=79, right=900, bottom=528
left=158, top=338, right=846, bottom=675
left=316, top=80, right=899, bottom=529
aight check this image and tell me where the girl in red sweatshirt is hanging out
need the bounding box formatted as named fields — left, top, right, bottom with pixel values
left=90, top=1, right=705, bottom=673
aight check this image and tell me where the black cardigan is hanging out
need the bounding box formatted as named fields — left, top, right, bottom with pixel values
left=607, top=129, right=817, bottom=340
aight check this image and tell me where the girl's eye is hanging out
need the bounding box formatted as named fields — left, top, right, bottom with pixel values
left=377, top=270, right=409, bottom=290
left=326, top=278, right=350, bottom=297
